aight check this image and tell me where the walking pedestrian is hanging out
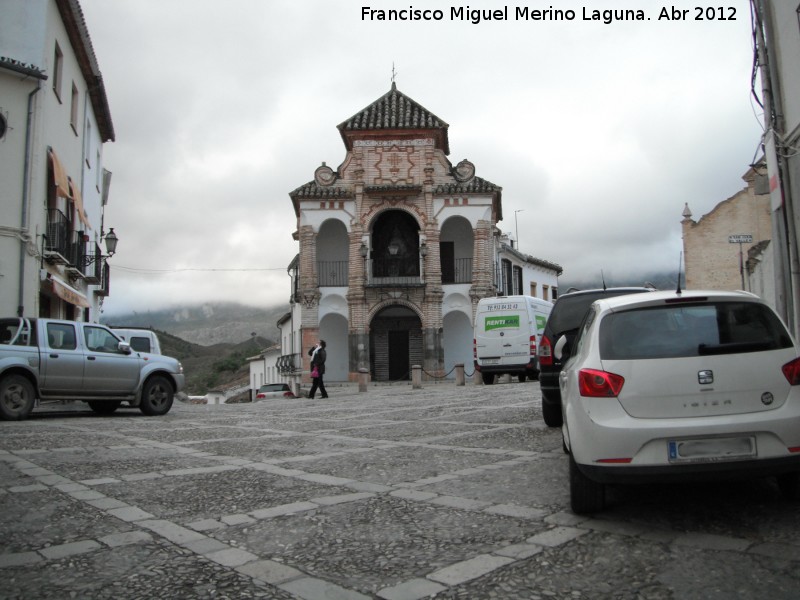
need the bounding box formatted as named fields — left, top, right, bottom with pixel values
left=308, top=340, right=328, bottom=399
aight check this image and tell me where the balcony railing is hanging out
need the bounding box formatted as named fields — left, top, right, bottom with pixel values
left=277, top=353, right=301, bottom=374
left=365, top=258, right=422, bottom=287
left=442, top=257, right=473, bottom=284
left=45, top=209, right=70, bottom=264
left=318, top=261, right=349, bottom=287
left=82, top=241, right=102, bottom=284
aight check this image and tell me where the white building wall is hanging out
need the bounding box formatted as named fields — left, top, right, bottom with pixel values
left=0, top=0, right=112, bottom=320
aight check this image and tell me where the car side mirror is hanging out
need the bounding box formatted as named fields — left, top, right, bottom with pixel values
left=554, top=335, right=570, bottom=360
left=118, top=341, right=132, bottom=355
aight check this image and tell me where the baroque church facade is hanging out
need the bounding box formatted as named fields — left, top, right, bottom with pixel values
left=283, top=84, right=558, bottom=383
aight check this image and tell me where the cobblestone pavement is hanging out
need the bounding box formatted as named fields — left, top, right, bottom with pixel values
left=2, top=381, right=800, bottom=599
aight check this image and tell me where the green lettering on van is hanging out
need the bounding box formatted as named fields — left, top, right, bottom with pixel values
left=485, top=316, right=520, bottom=331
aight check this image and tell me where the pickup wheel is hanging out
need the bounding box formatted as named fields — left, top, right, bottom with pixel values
left=88, top=400, right=122, bottom=415
left=0, top=374, right=36, bottom=421
left=140, top=375, right=174, bottom=416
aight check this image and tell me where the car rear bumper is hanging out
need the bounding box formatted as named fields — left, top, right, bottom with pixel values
left=578, top=454, right=800, bottom=484
left=566, top=391, right=800, bottom=481
left=475, top=360, right=538, bottom=374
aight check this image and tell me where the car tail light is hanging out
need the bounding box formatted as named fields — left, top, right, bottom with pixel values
left=256, top=394, right=265, bottom=399
left=283, top=391, right=294, bottom=398
left=578, top=368, right=625, bottom=397
left=529, top=335, right=536, bottom=356
left=782, top=357, right=800, bottom=385
left=538, top=335, right=553, bottom=366
left=473, top=339, right=477, bottom=360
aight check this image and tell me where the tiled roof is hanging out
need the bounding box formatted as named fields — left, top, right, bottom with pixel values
left=499, top=243, right=563, bottom=276
left=56, top=0, right=114, bottom=141
left=338, top=83, right=449, bottom=132
left=434, top=176, right=502, bottom=195
left=289, top=181, right=353, bottom=199
left=0, top=57, right=47, bottom=79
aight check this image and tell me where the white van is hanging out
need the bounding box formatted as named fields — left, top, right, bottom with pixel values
left=473, top=295, right=553, bottom=384
left=110, top=327, right=163, bottom=355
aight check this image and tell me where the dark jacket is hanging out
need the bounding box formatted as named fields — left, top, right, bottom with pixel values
left=309, top=347, right=326, bottom=376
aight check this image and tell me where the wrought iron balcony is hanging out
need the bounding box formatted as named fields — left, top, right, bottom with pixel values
left=442, top=257, right=473, bottom=284
left=277, top=353, right=301, bottom=374
left=365, top=258, right=422, bottom=287
left=44, top=209, right=70, bottom=265
left=318, top=261, right=349, bottom=287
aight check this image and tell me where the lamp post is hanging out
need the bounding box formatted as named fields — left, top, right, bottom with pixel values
left=514, top=210, right=524, bottom=251
left=84, top=227, right=119, bottom=266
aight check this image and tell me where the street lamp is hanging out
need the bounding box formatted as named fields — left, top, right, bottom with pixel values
left=84, top=227, right=119, bottom=266
left=514, top=209, right=524, bottom=251
left=104, top=228, right=118, bottom=256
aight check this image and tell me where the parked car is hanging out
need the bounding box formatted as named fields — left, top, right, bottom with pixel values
left=557, top=290, right=800, bottom=514
left=110, top=327, right=162, bottom=354
left=538, top=287, right=653, bottom=426
left=255, top=383, right=295, bottom=400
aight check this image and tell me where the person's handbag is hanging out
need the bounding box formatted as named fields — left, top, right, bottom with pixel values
left=311, top=366, right=319, bottom=378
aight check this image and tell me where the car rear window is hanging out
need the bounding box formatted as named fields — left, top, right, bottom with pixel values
left=600, top=301, right=793, bottom=360
left=259, top=384, right=289, bottom=392
left=548, top=289, right=648, bottom=334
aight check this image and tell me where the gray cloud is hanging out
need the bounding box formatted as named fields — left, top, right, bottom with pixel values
left=79, top=0, right=759, bottom=314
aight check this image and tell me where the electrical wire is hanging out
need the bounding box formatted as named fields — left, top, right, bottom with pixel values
left=111, top=265, right=287, bottom=274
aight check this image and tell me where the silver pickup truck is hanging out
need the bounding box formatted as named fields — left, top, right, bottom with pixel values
left=0, top=317, right=185, bottom=420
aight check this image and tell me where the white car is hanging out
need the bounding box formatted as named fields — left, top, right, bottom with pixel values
left=255, top=383, right=295, bottom=400
left=557, top=290, right=800, bottom=514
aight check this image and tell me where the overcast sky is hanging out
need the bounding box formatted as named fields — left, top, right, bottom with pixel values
left=79, top=0, right=763, bottom=316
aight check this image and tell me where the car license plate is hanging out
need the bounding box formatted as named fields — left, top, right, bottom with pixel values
left=668, top=436, right=756, bottom=463
left=482, top=358, right=500, bottom=365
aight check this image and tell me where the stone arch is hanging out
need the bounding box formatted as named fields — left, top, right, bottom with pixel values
left=319, top=312, right=348, bottom=382
left=317, top=220, right=349, bottom=287
left=440, top=216, right=474, bottom=284
left=361, top=200, right=427, bottom=229
left=443, top=310, right=473, bottom=379
left=369, top=303, right=423, bottom=381
left=367, top=297, right=423, bottom=323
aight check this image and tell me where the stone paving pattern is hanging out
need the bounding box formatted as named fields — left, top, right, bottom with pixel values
left=1, top=382, right=799, bottom=599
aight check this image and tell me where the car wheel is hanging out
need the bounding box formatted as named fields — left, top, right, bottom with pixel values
left=139, top=375, right=174, bottom=416
left=0, top=374, right=35, bottom=421
left=569, top=453, right=605, bottom=514
left=482, top=373, right=495, bottom=385
left=518, top=373, right=527, bottom=383
left=777, top=473, right=800, bottom=501
left=88, top=400, right=122, bottom=415
left=542, top=399, right=563, bottom=427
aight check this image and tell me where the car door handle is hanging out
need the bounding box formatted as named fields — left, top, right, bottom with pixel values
left=50, top=354, right=59, bottom=358
left=87, top=356, right=96, bottom=361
